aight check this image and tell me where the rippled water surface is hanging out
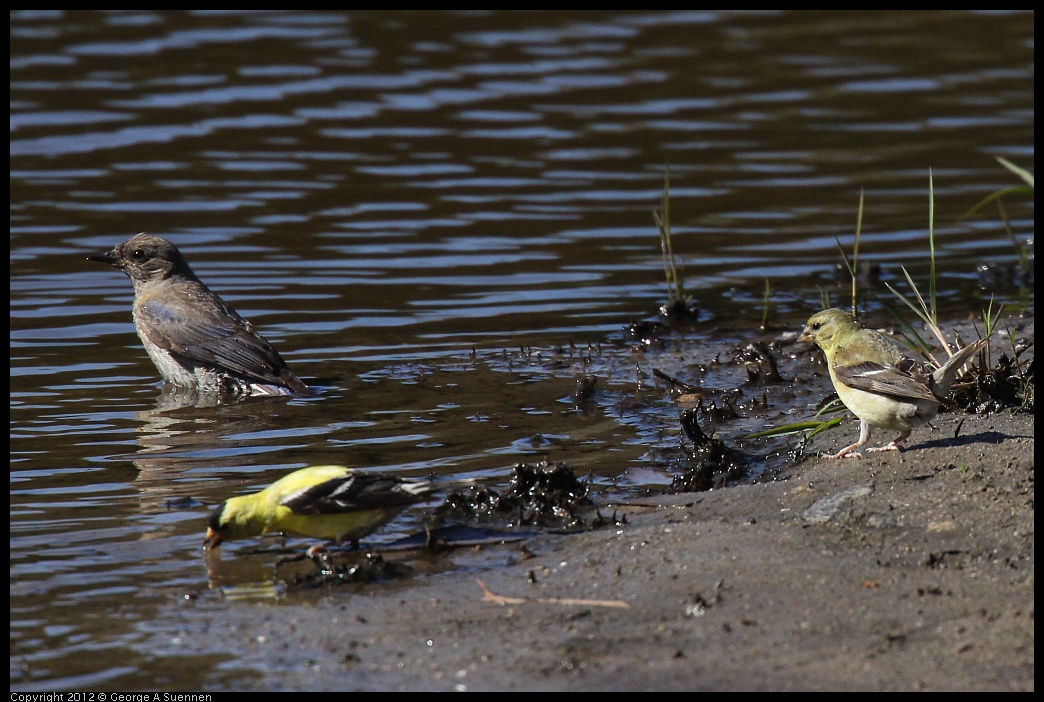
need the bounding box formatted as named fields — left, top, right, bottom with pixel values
left=10, top=10, right=1034, bottom=690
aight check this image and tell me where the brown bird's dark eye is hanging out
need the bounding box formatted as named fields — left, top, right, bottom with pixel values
left=131, top=249, right=147, bottom=261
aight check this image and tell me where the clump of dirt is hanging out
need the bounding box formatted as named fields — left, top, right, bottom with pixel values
left=278, top=551, right=414, bottom=588
left=436, top=461, right=593, bottom=529
left=735, top=340, right=783, bottom=384
left=658, top=296, right=700, bottom=324
left=665, top=406, right=749, bottom=493
left=951, top=339, right=1034, bottom=414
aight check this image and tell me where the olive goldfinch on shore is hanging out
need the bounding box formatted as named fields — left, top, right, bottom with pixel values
left=799, top=309, right=988, bottom=459
left=204, top=465, right=442, bottom=553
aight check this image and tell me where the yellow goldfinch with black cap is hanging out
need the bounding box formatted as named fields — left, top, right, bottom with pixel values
left=799, top=308, right=988, bottom=459
left=204, top=465, right=442, bottom=554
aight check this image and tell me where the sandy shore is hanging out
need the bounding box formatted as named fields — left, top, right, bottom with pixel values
left=168, top=405, right=1033, bottom=691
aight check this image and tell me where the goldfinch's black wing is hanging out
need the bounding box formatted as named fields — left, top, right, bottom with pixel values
left=833, top=360, right=939, bottom=402
left=280, top=473, right=432, bottom=515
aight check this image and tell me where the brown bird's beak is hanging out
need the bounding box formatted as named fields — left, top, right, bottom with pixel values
left=87, top=248, right=119, bottom=266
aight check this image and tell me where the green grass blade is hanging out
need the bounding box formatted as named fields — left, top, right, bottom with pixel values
left=995, top=156, right=1035, bottom=188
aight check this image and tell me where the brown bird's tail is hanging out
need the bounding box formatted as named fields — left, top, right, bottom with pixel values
left=931, top=337, right=989, bottom=397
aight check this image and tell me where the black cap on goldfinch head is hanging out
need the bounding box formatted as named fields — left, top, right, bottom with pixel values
left=203, top=502, right=227, bottom=550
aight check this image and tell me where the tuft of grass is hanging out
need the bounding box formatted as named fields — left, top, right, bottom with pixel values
left=816, top=285, right=832, bottom=312
left=654, top=165, right=699, bottom=321
left=965, top=156, right=1034, bottom=286
left=978, top=295, right=1004, bottom=365
left=760, top=279, right=771, bottom=330
left=883, top=169, right=967, bottom=365
left=653, top=165, right=684, bottom=305
left=833, top=188, right=865, bottom=317
left=963, top=156, right=1034, bottom=218
left=745, top=413, right=843, bottom=441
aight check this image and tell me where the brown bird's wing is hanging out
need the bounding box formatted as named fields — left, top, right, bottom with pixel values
left=137, top=297, right=302, bottom=389
left=833, top=360, right=940, bottom=402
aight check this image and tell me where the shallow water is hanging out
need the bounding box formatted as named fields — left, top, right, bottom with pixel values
left=9, top=10, right=1034, bottom=690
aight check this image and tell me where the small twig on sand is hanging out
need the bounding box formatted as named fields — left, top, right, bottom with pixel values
left=476, top=578, right=631, bottom=609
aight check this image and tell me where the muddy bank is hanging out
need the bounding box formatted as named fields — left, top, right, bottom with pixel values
left=162, top=406, right=1033, bottom=691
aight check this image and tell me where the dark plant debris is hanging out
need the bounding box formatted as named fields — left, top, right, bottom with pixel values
left=279, top=551, right=414, bottom=589
left=572, top=374, right=599, bottom=405
left=734, top=341, right=784, bottom=384
left=436, top=461, right=593, bottom=529
left=659, top=297, right=700, bottom=324
left=700, top=395, right=742, bottom=424
left=950, top=340, right=1034, bottom=414
left=628, top=319, right=668, bottom=349
left=652, top=367, right=700, bottom=394
left=665, top=406, right=749, bottom=493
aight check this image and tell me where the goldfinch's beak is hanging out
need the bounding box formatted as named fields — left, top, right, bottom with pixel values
left=203, top=527, right=223, bottom=550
